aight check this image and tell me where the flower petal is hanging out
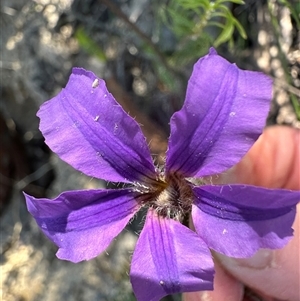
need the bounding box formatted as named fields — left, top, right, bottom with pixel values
left=166, top=48, right=272, bottom=177
left=24, top=189, right=140, bottom=262
left=130, top=210, right=214, bottom=301
left=38, top=68, right=156, bottom=183
left=192, top=184, right=300, bottom=257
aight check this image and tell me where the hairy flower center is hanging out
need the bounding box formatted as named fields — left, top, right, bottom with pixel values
left=138, top=173, right=194, bottom=221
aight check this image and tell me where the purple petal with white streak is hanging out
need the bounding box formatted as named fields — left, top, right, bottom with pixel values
left=130, top=210, right=214, bottom=301
left=24, top=189, right=140, bottom=262
left=166, top=48, right=272, bottom=177
left=38, top=68, right=156, bottom=183
left=192, top=184, right=300, bottom=257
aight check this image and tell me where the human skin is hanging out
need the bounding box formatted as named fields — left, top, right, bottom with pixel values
left=183, top=126, right=300, bottom=301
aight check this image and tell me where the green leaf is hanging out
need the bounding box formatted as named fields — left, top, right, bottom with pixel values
left=233, top=18, right=247, bottom=39
left=211, top=11, right=230, bottom=18
left=207, top=21, right=226, bottom=28
left=217, top=3, right=232, bottom=14
left=216, top=0, right=245, bottom=4
left=213, top=19, right=234, bottom=47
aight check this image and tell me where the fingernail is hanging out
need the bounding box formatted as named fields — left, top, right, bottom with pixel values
left=182, top=291, right=213, bottom=301
left=236, top=249, right=274, bottom=269
left=218, top=249, right=275, bottom=270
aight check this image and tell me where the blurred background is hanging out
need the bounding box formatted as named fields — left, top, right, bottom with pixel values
left=1, top=0, right=299, bottom=300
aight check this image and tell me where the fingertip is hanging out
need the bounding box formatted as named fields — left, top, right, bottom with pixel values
left=224, top=126, right=300, bottom=189
left=261, top=126, right=300, bottom=190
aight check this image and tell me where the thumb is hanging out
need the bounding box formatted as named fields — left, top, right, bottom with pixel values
left=217, top=125, right=300, bottom=301
left=219, top=125, right=300, bottom=190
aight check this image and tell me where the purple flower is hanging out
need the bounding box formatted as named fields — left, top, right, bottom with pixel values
left=24, top=48, right=300, bottom=301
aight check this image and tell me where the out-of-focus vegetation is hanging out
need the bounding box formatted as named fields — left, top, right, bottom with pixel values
left=161, top=0, right=246, bottom=63
left=76, top=0, right=299, bottom=120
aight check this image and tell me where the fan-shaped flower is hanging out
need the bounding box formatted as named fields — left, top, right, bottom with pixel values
left=25, top=48, right=300, bottom=301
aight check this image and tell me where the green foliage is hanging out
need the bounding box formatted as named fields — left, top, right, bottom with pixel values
left=160, top=0, right=246, bottom=67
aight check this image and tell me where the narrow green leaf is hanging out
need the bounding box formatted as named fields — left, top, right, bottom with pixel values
left=207, top=21, right=226, bottom=28
left=217, top=4, right=232, bottom=14
left=216, top=0, right=245, bottom=4
left=233, top=18, right=247, bottom=39
left=213, top=20, right=234, bottom=47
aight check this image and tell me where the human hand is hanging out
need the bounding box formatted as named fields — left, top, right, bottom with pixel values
left=183, top=125, right=300, bottom=301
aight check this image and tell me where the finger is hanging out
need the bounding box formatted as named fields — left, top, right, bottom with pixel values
left=219, top=125, right=300, bottom=189
left=216, top=126, right=300, bottom=300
